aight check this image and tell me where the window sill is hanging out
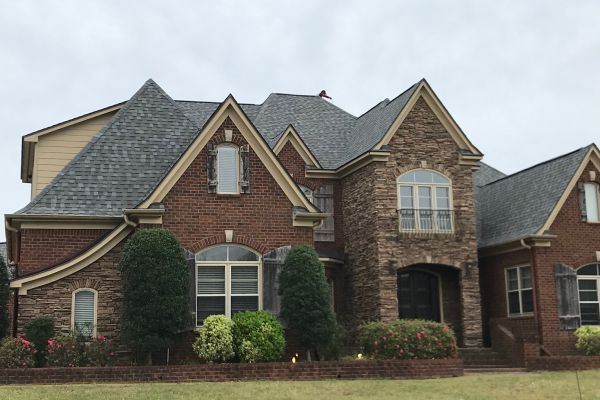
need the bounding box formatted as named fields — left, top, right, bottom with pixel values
left=216, top=193, right=241, bottom=197
left=507, top=313, right=534, bottom=319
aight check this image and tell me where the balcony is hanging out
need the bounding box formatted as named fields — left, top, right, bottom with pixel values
left=398, top=209, right=454, bottom=234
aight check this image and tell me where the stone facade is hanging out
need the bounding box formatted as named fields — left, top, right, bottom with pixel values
left=342, top=97, right=482, bottom=346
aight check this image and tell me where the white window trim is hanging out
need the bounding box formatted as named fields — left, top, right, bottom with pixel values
left=396, top=169, right=454, bottom=232
left=216, top=144, right=240, bottom=195
left=71, top=288, right=98, bottom=337
left=584, top=182, right=600, bottom=223
left=505, top=265, right=534, bottom=317
left=577, top=263, right=600, bottom=326
left=195, top=245, right=262, bottom=325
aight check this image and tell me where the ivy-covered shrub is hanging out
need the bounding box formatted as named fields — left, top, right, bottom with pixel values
left=575, top=326, right=600, bottom=356
left=25, top=317, right=55, bottom=367
left=0, top=337, right=36, bottom=368
left=85, top=336, right=116, bottom=366
left=193, top=315, right=234, bottom=363
left=118, top=229, right=190, bottom=364
left=46, top=336, right=85, bottom=367
left=358, top=319, right=457, bottom=360
left=232, top=311, right=285, bottom=362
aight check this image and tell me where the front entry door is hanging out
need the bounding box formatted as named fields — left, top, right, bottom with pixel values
left=397, top=270, right=440, bottom=321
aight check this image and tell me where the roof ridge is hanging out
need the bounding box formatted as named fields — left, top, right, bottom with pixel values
left=16, top=79, right=161, bottom=214
left=356, top=98, right=389, bottom=119
left=175, top=99, right=261, bottom=106
left=482, top=145, right=591, bottom=187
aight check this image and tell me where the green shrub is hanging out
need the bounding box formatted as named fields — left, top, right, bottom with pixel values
left=575, top=326, right=600, bottom=356
left=279, top=246, right=336, bottom=359
left=46, top=336, right=85, bottom=367
left=118, top=229, right=190, bottom=364
left=24, top=317, right=55, bottom=367
left=85, top=336, right=116, bottom=366
left=358, top=319, right=457, bottom=360
left=193, top=315, right=234, bottom=363
left=0, top=337, right=36, bottom=368
left=0, top=256, right=9, bottom=339
left=232, top=311, right=285, bottom=362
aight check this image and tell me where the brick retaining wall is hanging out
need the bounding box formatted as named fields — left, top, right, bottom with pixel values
left=527, top=356, right=600, bottom=371
left=0, top=359, right=463, bottom=385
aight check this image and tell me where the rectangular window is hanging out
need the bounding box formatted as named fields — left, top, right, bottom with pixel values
left=217, top=145, right=239, bottom=194
left=506, top=266, right=534, bottom=316
left=196, top=264, right=259, bottom=324
left=73, top=290, right=96, bottom=337
left=584, top=183, right=600, bottom=222
left=578, top=276, right=600, bottom=325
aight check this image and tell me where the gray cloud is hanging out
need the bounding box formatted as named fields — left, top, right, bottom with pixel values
left=1, top=0, right=599, bottom=241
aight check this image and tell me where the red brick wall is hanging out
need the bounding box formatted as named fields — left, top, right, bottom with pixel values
left=527, top=355, right=600, bottom=371
left=18, top=229, right=110, bottom=276
left=0, top=359, right=464, bottom=385
left=532, top=161, right=600, bottom=355
left=162, top=117, right=313, bottom=254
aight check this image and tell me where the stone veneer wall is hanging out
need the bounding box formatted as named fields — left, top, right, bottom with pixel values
left=342, top=97, right=482, bottom=346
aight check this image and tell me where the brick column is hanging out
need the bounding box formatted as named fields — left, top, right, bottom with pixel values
left=460, top=263, right=483, bottom=347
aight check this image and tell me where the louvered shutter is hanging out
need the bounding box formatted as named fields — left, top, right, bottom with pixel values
left=578, top=182, right=588, bottom=222
left=314, top=184, right=335, bottom=242
left=262, top=246, right=291, bottom=316
left=186, top=252, right=196, bottom=329
left=217, top=146, right=238, bottom=193
left=74, top=290, right=95, bottom=337
left=240, top=144, right=250, bottom=193
left=207, top=142, right=217, bottom=193
left=555, top=263, right=581, bottom=330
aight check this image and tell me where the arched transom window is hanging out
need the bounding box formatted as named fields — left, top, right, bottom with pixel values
left=397, top=170, right=453, bottom=232
left=577, top=263, right=600, bottom=325
left=195, top=245, right=261, bottom=325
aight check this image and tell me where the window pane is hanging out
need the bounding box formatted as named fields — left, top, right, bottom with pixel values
left=435, top=187, right=450, bottom=209
left=197, top=266, right=225, bottom=295
left=506, top=269, right=519, bottom=291
left=399, top=209, right=416, bottom=230
left=508, top=291, right=521, bottom=314
left=521, top=289, right=533, bottom=313
left=197, top=297, right=225, bottom=324
left=231, top=296, right=258, bottom=316
left=228, top=246, right=259, bottom=262
left=217, top=146, right=238, bottom=193
left=580, top=303, right=600, bottom=325
left=398, top=171, right=416, bottom=183
left=231, top=266, right=258, bottom=294
left=580, top=291, right=599, bottom=302
left=584, top=183, right=600, bottom=222
left=579, top=279, right=598, bottom=291
left=400, top=186, right=413, bottom=208
left=578, top=264, right=599, bottom=276
left=74, top=291, right=95, bottom=337
left=520, top=267, right=532, bottom=289
left=196, top=245, right=228, bottom=262
left=414, top=170, right=433, bottom=183
left=418, top=187, right=432, bottom=208
left=431, top=172, right=450, bottom=184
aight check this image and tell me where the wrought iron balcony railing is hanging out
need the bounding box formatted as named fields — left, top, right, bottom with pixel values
left=398, top=209, right=454, bottom=234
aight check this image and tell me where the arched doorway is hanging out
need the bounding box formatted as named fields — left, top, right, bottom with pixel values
left=397, top=270, right=441, bottom=322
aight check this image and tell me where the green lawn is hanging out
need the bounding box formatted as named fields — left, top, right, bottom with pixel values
left=1, top=370, right=599, bottom=400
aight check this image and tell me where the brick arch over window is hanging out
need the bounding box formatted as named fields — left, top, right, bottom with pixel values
left=66, top=278, right=102, bottom=292
left=394, top=256, right=465, bottom=271
left=189, top=234, right=269, bottom=255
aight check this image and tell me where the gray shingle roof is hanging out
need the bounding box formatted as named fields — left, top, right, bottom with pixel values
left=476, top=146, right=591, bottom=248
left=15, top=79, right=424, bottom=216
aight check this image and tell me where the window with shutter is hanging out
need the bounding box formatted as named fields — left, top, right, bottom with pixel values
left=216, top=144, right=239, bottom=194
left=240, top=144, right=250, bottom=193
left=195, top=245, right=261, bottom=325
left=72, top=289, right=97, bottom=337
left=314, top=184, right=334, bottom=242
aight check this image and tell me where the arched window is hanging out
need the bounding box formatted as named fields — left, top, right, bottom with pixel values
left=217, top=144, right=239, bottom=194
left=397, top=170, right=453, bottom=232
left=577, top=263, right=600, bottom=325
left=72, top=289, right=97, bottom=337
left=195, top=245, right=261, bottom=324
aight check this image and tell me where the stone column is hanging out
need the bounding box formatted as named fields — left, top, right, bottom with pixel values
left=460, top=263, right=483, bottom=347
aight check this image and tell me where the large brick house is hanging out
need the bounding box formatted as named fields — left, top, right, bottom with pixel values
left=4, top=79, right=600, bottom=363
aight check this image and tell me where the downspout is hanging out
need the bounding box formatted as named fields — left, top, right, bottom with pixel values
left=522, top=238, right=545, bottom=353
left=123, top=212, right=138, bottom=228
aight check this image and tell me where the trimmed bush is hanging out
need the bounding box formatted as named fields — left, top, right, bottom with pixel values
left=0, top=256, right=9, bottom=339
left=0, top=337, right=36, bottom=368
left=24, top=317, right=55, bottom=367
left=118, top=229, right=190, bottom=364
left=85, top=336, right=116, bottom=366
left=358, top=319, right=457, bottom=360
left=575, top=326, right=600, bottom=356
left=193, top=315, right=234, bottom=363
left=46, top=336, right=85, bottom=367
left=279, top=245, right=336, bottom=359
left=232, top=311, right=285, bottom=362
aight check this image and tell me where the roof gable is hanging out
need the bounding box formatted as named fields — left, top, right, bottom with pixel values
left=273, top=125, right=321, bottom=168
left=477, top=145, right=595, bottom=248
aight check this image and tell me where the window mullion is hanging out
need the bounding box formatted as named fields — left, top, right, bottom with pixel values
left=517, top=267, right=523, bottom=314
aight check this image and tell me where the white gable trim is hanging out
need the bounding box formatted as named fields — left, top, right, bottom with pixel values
left=273, top=126, right=321, bottom=168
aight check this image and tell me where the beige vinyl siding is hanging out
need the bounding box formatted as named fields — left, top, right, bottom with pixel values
left=31, top=112, right=116, bottom=198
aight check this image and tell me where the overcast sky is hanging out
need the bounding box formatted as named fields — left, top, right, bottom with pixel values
left=1, top=1, right=599, bottom=241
